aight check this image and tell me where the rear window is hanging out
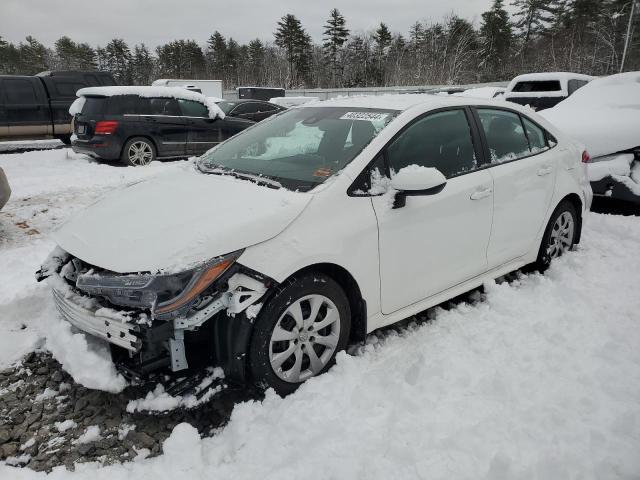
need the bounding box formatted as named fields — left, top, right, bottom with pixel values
left=512, top=81, right=561, bottom=92
left=81, top=97, right=106, bottom=115
left=138, top=98, right=180, bottom=116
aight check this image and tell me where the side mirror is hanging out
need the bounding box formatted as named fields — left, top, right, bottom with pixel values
left=390, top=165, right=447, bottom=209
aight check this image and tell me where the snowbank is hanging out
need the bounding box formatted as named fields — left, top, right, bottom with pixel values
left=540, top=72, right=640, bottom=158
left=75, top=86, right=225, bottom=120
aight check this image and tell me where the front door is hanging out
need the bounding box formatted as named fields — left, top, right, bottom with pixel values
left=474, top=108, right=557, bottom=267
left=371, top=108, right=494, bottom=314
left=177, top=99, right=221, bottom=156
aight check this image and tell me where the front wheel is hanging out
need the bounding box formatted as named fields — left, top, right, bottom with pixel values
left=121, top=137, right=156, bottom=166
left=248, top=273, right=351, bottom=396
left=534, top=200, right=579, bottom=272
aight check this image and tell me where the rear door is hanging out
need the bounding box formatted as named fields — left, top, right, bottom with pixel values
left=177, top=99, right=221, bottom=156
left=138, top=97, right=187, bottom=157
left=474, top=107, right=557, bottom=268
left=3, top=77, right=50, bottom=137
left=43, top=77, right=86, bottom=135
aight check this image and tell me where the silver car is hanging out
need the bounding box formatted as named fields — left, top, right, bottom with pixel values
left=0, top=167, right=10, bottom=210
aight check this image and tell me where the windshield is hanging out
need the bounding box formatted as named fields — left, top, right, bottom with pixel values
left=198, top=107, right=397, bottom=191
left=216, top=101, right=237, bottom=114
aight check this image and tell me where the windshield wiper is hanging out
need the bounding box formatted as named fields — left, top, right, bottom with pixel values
left=198, top=164, right=282, bottom=189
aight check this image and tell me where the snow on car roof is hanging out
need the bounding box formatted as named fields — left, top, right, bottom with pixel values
left=298, top=93, right=507, bottom=112
left=75, top=86, right=225, bottom=119
left=540, top=71, right=640, bottom=158
left=509, top=72, right=595, bottom=84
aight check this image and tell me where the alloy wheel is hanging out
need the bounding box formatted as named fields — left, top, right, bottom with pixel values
left=269, top=294, right=341, bottom=383
left=127, top=141, right=153, bottom=166
left=548, top=211, right=574, bottom=259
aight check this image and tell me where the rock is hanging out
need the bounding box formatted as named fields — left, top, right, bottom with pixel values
left=36, top=366, right=49, bottom=375
left=0, top=429, right=10, bottom=444
left=125, top=430, right=156, bottom=450
left=77, top=443, right=95, bottom=456
left=51, top=371, right=63, bottom=383
left=1, top=442, right=18, bottom=457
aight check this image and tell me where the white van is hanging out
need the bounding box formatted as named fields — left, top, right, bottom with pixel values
left=152, top=79, right=224, bottom=99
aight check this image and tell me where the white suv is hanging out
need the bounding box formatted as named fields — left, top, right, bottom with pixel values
left=39, top=94, right=592, bottom=395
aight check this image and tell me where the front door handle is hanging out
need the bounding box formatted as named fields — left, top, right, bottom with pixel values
left=470, top=188, right=492, bottom=200
left=537, top=166, right=553, bottom=176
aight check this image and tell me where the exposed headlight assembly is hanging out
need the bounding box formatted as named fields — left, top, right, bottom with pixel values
left=75, top=251, right=242, bottom=318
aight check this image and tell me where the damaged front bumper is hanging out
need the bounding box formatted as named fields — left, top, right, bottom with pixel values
left=52, top=286, right=142, bottom=352
left=39, top=250, right=272, bottom=383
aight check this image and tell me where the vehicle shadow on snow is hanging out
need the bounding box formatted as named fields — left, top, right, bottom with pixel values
left=591, top=197, right=640, bottom=216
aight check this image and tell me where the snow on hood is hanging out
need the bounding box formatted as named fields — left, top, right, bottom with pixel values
left=540, top=72, right=640, bottom=158
left=75, top=86, right=225, bottom=120
left=53, top=167, right=311, bottom=273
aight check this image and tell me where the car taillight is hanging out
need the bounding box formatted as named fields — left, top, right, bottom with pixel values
left=94, top=120, right=118, bottom=135
left=582, top=150, right=590, bottom=163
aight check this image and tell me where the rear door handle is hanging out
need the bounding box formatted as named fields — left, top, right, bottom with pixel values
left=537, top=166, right=553, bottom=176
left=470, top=188, right=492, bottom=200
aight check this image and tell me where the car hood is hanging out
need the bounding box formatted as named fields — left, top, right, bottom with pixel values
left=53, top=167, right=312, bottom=273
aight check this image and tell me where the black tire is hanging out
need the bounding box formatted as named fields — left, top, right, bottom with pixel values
left=533, top=200, right=579, bottom=272
left=56, top=135, right=71, bottom=145
left=120, top=137, right=156, bottom=167
left=248, top=273, right=351, bottom=396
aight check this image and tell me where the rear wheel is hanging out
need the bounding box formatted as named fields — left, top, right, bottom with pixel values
left=534, top=200, right=579, bottom=272
left=121, top=137, right=156, bottom=166
left=248, top=273, right=351, bottom=396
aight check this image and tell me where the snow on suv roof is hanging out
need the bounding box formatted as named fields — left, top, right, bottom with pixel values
left=298, top=93, right=512, bottom=112
left=75, top=86, right=225, bottom=119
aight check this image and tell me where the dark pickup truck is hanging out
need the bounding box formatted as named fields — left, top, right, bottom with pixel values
left=0, top=71, right=116, bottom=144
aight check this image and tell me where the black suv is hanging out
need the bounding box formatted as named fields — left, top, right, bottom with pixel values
left=217, top=99, right=286, bottom=122
left=72, top=89, right=255, bottom=166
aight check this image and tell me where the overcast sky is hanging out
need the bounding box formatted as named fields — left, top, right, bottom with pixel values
left=2, top=0, right=500, bottom=48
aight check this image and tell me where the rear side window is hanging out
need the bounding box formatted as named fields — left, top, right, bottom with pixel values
left=258, top=102, right=278, bottom=113
left=54, top=81, right=86, bottom=97
left=4, top=79, right=38, bottom=103
left=177, top=99, right=209, bottom=117
left=511, top=81, right=561, bottom=92
left=106, top=95, right=139, bottom=115
left=81, top=97, right=106, bottom=115
left=386, top=109, right=477, bottom=178
left=567, top=79, right=588, bottom=95
left=147, top=98, right=180, bottom=116
left=232, top=103, right=259, bottom=115
left=477, top=109, right=530, bottom=163
left=522, top=117, right=549, bottom=152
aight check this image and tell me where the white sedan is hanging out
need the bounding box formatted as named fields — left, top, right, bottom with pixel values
left=40, top=94, right=592, bottom=395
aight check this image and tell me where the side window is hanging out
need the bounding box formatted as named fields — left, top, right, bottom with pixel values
left=177, top=99, right=209, bottom=117
left=567, top=79, right=588, bottom=95
left=106, top=95, right=139, bottom=115
left=258, top=102, right=278, bottom=113
left=232, top=103, right=259, bottom=115
left=54, top=82, right=85, bottom=97
left=521, top=116, right=549, bottom=153
left=386, top=109, right=477, bottom=178
left=148, top=98, right=180, bottom=116
left=477, top=109, right=531, bottom=163
left=4, top=79, right=38, bottom=104
left=351, top=154, right=387, bottom=195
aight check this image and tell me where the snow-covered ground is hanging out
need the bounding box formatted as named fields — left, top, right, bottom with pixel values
left=1, top=149, right=640, bottom=478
